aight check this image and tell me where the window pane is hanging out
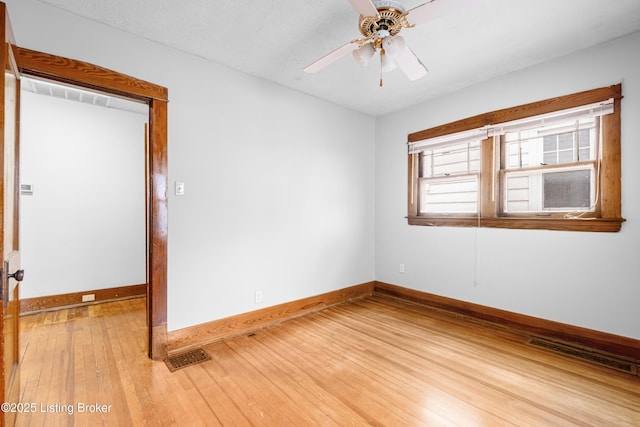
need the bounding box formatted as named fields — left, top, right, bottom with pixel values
left=578, top=130, right=590, bottom=149
left=543, top=151, right=556, bottom=165
left=506, top=142, right=520, bottom=168
left=558, top=149, right=573, bottom=163
left=543, top=138, right=557, bottom=152
left=543, top=169, right=591, bottom=209
left=421, top=141, right=480, bottom=178
left=577, top=128, right=593, bottom=161
left=508, top=119, right=596, bottom=168
left=578, top=148, right=590, bottom=161
left=419, top=177, right=478, bottom=214
left=505, top=139, right=533, bottom=168
left=520, top=141, right=530, bottom=166
left=558, top=132, right=573, bottom=150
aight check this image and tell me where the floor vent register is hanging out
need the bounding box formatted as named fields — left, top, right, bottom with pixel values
left=529, top=337, right=638, bottom=376
left=165, top=348, right=212, bottom=372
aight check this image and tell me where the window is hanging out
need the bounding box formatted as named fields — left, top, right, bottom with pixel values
left=407, top=85, right=624, bottom=232
left=500, top=114, right=600, bottom=214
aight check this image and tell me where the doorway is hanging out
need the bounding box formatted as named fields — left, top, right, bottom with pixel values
left=17, top=46, right=168, bottom=360
left=19, top=77, right=148, bottom=316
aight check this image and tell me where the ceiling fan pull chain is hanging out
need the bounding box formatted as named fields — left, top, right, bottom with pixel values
left=380, top=50, right=384, bottom=87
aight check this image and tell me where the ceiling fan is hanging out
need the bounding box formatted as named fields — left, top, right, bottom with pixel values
left=304, top=0, right=466, bottom=86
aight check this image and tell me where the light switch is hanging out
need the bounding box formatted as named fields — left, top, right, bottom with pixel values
left=175, top=181, right=185, bottom=196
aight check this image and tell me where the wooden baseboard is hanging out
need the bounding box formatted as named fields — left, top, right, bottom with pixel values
left=20, top=284, right=147, bottom=314
left=167, top=282, right=375, bottom=355
left=374, top=281, right=640, bottom=361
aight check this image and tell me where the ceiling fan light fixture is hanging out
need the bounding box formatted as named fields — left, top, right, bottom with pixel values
left=382, top=35, right=406, bottom=59
left=353, top=43, right=376, bottom=67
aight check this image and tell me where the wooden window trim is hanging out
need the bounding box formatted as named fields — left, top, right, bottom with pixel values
left=407, top=85, right=625, bottom=232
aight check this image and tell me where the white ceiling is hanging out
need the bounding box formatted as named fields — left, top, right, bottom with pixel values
left=35, top=0, right=640, bottom=116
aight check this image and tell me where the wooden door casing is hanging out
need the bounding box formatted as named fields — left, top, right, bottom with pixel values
left=0, top=3, right=21, bottom=426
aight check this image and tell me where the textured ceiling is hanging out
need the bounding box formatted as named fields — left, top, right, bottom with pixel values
left=34, top=0, right=640, bottom=116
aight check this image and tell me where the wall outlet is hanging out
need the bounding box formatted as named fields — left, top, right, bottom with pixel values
left=82, top=294, right=96, bottom=302
left=399, top=263, right=405, bottom=273
left=254, top=290, right=262, bottom=304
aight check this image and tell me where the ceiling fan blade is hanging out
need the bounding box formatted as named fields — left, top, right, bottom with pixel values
left=395, top=45, right=428, bottom=81
left=347, top=0, right=380, bottom=17
left=407, top=0, right=473, bottom=26
left=304, top=41, right=360, bottom=74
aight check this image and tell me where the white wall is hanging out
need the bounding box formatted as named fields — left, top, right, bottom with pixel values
left=375, top=31, right=640, bottom=340
left=19, top=91, right=148, bottom=298
left=6, top=0, right=376, bottom=331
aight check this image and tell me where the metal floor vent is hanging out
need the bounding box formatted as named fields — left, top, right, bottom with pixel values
left=165, top=348, right=211, bottom=372
left=529, top=337, right=638, bottom=376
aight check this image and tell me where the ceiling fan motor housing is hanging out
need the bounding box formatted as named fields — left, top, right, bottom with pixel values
left=358, top=0, right=410, bottom=38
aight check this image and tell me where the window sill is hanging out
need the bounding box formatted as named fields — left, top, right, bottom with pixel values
left=407, top=216, right=625, bottom=232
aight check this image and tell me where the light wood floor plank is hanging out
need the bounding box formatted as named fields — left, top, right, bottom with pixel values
left=14, top=295, right=640, bottom=426
left=298, top=310, right=532, bottom=425
left=339, top=298, right=639, bottom=425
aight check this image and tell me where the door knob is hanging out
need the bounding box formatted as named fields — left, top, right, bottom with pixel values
left=7, top=269, right=24, bottom=282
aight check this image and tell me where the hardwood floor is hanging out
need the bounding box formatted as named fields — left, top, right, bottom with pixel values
left=15, top=295, right=640, bottom=426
